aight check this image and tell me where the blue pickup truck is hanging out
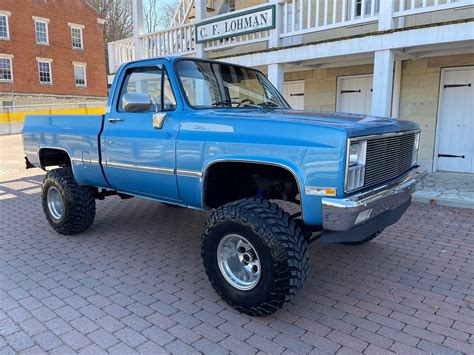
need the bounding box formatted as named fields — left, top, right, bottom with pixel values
left=23, top=56, right=425, bottom=315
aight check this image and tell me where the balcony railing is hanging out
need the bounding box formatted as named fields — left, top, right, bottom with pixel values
left=108, top=24, right=195, bottom=73
left=394, top=0, right=471, bottom=16
left=142, top=23, right=196, bottom=58
left=107, top=0, right=472, bottom=73
left=107, top=37, right=135, bottom=74
left=281, top=0, right=379, bottom=37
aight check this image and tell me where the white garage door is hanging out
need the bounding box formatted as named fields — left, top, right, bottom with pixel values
left=336, top=74, right=373, bottom=115
left=436, top=67, right=474, bottom=173
left=284, top=81, right=305, bottom=110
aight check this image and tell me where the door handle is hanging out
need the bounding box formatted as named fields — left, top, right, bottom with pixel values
left=108, top=118, right=124, bottom=123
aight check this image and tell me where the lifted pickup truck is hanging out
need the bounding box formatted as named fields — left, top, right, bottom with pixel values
left=23, top=56, right=425, bottom=316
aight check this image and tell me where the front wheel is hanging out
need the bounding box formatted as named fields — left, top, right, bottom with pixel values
left=201, top=198, right=308, bottom=316
left=42, top=168, right=96, bottom=235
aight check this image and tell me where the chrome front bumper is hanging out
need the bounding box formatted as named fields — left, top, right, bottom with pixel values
left=322, top=167, right=426, bottom=232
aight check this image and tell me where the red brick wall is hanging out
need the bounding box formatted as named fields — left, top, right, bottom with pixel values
left=0, top=0, right=107, bottom=97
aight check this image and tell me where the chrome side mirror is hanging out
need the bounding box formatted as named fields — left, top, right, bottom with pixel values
left=122, top=93, right=151, bottom=113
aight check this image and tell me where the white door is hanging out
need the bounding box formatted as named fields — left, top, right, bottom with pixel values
left=284, top=81, right=305, bottom=110
left=436, top=67, right=474, bottom=173
left=336, top=74, right=373, bottom=115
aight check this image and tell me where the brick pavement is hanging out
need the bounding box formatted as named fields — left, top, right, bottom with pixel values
left=1, top=134, right=474, bottom=354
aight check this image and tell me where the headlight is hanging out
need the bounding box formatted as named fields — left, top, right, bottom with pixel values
left=346, top=140, right=367, bottom=192
left=349, top=141, right=366, bottom=167
left=412, top=132, right=420, bottom=165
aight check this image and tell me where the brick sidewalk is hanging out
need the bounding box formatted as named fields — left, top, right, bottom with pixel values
left=1, top=135, right=474, bottom=354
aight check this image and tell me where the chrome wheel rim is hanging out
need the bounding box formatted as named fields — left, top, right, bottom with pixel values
left=217, top=234, right=261, bottom=291
left=47, top=186, right=64, bottom=220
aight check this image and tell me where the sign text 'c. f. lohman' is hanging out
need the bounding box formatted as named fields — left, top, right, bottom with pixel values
left=195, top=5, right=275, bottom=44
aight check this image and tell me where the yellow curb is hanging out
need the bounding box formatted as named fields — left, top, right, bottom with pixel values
left=0, top=107, right=106, bottom=123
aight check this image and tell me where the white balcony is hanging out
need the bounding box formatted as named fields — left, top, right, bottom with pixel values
left=107, top=0, right=473, bottom=73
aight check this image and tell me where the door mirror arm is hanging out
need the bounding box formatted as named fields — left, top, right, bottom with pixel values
left=150, top=97, right=167, bottom=130
left=153, top=112, right=167, bottom=130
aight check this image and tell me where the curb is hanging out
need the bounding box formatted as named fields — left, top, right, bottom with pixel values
left=413, top=194, right=474, bottom=210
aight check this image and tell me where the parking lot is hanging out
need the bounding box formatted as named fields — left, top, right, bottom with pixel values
left=1, top=134, right=473, bottom=354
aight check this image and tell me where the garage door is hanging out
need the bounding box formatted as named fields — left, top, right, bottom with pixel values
left=284, top=81, right=305, bottom=110
left=336, top=74, right=373, bottom=115
left=436, top=67, right=474, bottom=173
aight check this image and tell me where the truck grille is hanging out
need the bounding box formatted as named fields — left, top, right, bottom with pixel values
left=363, top=132, right=416, bottom=188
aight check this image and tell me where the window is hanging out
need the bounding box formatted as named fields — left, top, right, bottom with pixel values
left=34, top=19, right=49, bottom=45
left=354, top=0, right=373, bottom=17
left=38, top=60, right=52, bottom=84
left=0, top=13, right=10, bottom=40
left=119, top=66, right=176, bottom=112
left=1, top=100, right=14, bottom=111
left=175, top=60, right=287, bottom=109
left=0, top=57, right=13, bottom=82
left=71, top=27, right=83, bottom=49
left=74, top=63, right=87, bottom=87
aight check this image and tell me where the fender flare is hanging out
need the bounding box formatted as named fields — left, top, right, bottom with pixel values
left=38, top=146, right=77, bottom=175
left=200, top=158, right=305, bottom=217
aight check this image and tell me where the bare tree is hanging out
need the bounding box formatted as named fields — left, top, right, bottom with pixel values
left=88, top=0, right=133, bottom=44
left=144, top=0, right=179, bottom=33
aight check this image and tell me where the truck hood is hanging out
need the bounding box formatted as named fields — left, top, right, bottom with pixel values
left=209, top=109, right=419, bottom=136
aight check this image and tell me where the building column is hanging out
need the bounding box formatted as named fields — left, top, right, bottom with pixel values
left=391, top=60, right=402, bottom=118
left=268, top=63, right=284, bottom=94
left=132, top=0, right=144, bottom=60
left=195, top=0, right=207, bottom=58
left=107, top=42, right=116, bottom=74
left=378, top=0, right=394, bottom=31
left=371, top=49, right=395, bottom=117
left=268, top=0, right=283, bottom=49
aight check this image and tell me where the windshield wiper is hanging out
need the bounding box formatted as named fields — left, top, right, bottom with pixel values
left=212, top=100, right=262, bottom=109
left=211, top=100, right=237, bottom=107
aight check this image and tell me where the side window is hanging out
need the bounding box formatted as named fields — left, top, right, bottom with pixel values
left=118, top=66, right=176, bottom=112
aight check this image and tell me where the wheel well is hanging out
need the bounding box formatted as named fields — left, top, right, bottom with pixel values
left=203, top=162, right=301, bottom=209
left=39, top=148, right=72, bottom=168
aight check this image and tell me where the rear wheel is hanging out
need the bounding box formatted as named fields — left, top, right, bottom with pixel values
left=42, top=168, right=96, bottom=235
left=201, top=197, right=308, bottom=316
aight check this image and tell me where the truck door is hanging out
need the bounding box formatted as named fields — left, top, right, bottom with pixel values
left=102, top=63, right=180, bottom=201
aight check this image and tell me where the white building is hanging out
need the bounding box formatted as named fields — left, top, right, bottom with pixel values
left=107, top=0, right=474, bottom=174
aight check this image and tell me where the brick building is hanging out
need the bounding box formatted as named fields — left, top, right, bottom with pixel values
left=0, top=0, right=108, bottom=110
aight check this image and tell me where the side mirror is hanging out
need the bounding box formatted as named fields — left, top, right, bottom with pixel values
left=122, top=93, right=152, bottom=113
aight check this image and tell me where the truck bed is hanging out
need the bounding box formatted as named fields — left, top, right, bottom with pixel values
left=22, top=114, right=109, bottom=188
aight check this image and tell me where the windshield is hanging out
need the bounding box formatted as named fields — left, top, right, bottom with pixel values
left=175, top=60, right=289, bottom=109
